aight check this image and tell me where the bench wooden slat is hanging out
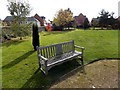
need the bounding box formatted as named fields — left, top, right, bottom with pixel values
left=53, top=46, right=56, bottom=57
left=38, top=41, right=74, bottom=49
left=48, top=47, right=51, bottom=58
left=45, top=48, right=47, bottom=58
left=49, top=47, right=51, bottom=58
left=56, top=44, right=63, bottom=55
left=51, top=46, right=54, bottom=57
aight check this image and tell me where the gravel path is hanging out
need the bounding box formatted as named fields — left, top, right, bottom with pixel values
left=50, top=60, right=119, bottom=88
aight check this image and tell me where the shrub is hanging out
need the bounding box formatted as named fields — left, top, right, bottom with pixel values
left=32, top=24, right=39, bottom=51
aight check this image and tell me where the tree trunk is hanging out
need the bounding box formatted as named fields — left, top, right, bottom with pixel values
left=68, top=26, right=69, bottom=30
left=20, top=37, right=22, bottom=40
left=101, top=26, right=103, bottom=30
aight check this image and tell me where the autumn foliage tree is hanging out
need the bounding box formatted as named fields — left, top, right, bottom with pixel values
left=52, top=8, right=74, bottom=30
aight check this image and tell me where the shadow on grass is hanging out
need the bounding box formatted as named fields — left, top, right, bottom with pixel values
left=21, top=59, right=82, bottom=88
left=2, top=50, right=35, bottom=70
left=2, top=40, right=26, bottom=47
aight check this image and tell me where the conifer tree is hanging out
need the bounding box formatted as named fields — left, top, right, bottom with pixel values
left=32, top=24, right=39, bottom=51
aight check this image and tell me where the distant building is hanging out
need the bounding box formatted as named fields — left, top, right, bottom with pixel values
left=3, top=16, right=14, bottom=25
left=3, top=14, right=47, bottom=32
left=3, top=16, right=37, bottom=26
left=91, top=18, right=100, bottom=27
left=73, top=13, right=89, bottom=27
left=24, top=17, right=37, bottom=24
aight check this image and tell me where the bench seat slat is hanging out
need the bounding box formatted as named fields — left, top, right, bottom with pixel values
left=47, top=51, right=82, bottom=67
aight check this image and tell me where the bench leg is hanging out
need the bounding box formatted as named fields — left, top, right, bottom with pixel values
left=79, top=56, right=86, bottom=74
left=40, top=66, right=48, bottom=75
left=44, top=68, right=48, bottom=75
left=81, top=57, right=84, bottom=65
left=44, top=60, right=48, bottom=75
left=78, top=56, right=84, bottom=65
left=81, top=49, right=84, bottom=65
left=39, top=60, right=48, bottom=75
left=38, top=62, right=41, bottom=69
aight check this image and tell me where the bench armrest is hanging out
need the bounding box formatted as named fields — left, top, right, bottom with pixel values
left=74, top=45, right=85, bottom=50
left=38, top=54, right=48, bottom=61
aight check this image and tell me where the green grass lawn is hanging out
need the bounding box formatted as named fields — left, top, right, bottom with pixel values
left=2, top=29, right=118, bottom=88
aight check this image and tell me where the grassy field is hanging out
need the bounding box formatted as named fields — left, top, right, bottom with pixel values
left=2, top=29, right=118, bottom=88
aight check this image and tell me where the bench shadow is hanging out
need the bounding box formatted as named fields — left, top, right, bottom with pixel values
left=2, top=50, right=35, bottom=70
left=21, top=59, right=82, bottom=88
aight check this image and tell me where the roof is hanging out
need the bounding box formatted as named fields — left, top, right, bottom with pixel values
left=3, top=16, right=36, bottom=22
left=91, top=18, right=100, bottom=22
left=34, top=14, right=44, bottom=26
left=26, top=17, right=36, bottom=21
left=3, top=16, right=14, bottom=22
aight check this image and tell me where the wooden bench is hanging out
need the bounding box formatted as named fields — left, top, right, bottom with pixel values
left=37, top=40, right=85, bottom=75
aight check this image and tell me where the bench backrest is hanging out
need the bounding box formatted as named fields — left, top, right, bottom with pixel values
left=37, top=40, right=75, bottom=58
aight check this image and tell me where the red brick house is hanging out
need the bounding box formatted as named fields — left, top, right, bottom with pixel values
left=73, top=13, right=89, bottom=27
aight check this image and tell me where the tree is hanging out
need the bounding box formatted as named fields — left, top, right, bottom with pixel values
left=10, top=19, right=31, bottom=39
left=52, top=8, right=74, bottom=30
left=97, top=9, right=118, bottom=30
left=32, top=24, right=39, bottom=51
left=98, top=9, right=110, bottom=29
left=7, top=0, right=32, bottom=40
left=113, top=19, right=120, bottom=29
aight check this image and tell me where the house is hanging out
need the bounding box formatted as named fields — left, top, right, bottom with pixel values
left=24, top=17, right=37, bottom=24
left=73, top=13, right=89, bottom=27
left=91, top=18, right=100, bottom=27
left=3, top=16, right=14, bottom=25
left=3, top=16, right=38, bottom=26
left=3, top=14, right=47, bottom=32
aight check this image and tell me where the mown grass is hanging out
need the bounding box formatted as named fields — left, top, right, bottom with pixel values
left=2, top=29, right=118, bottom=88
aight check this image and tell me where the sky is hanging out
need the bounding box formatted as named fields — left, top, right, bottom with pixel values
left=0, top=0, right=120, bottom=21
